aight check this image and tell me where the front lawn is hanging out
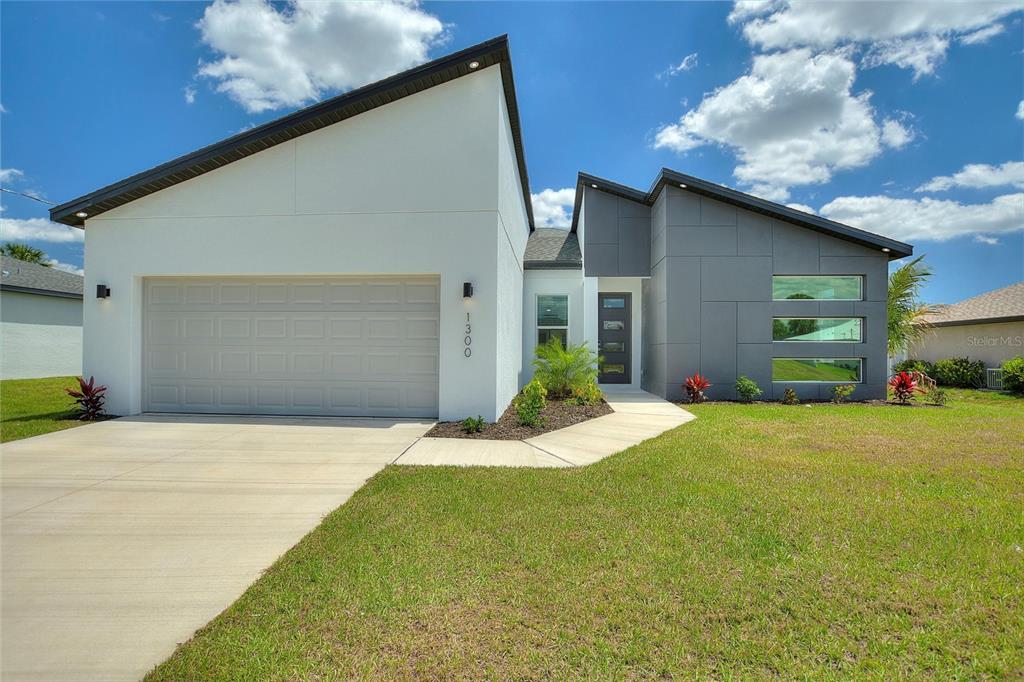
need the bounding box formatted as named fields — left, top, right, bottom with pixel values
left=151, top=389, right=1024, bottom=679
left=0, top=376, right=85, bottom=443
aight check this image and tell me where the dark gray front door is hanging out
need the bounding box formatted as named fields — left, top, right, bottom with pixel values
left=598, top=293, right=630, bottom=384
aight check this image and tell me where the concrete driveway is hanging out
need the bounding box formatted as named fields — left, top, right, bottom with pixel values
left=1, top=414, right=431, bottom=681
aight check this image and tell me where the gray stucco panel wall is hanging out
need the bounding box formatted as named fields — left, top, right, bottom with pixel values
left=642, top=186, right=889, bottom=401
left=582, top=188, right=651, bottom=277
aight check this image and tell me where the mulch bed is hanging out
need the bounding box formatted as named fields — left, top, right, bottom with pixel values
left=424, top=399, right=613, bottom=440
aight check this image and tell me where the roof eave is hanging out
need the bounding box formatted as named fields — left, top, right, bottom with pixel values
left=0, top=284, right=84, bottom=299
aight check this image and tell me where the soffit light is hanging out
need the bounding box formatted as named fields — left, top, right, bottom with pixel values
left=468, top=61, right=480, bottom=69
left=76, top=211, right=88, bottom=218
left=882, top=248, right=891, bottom=253
left=678, top=183, right=687, bottom=189
left=590, top=183, right=598, bottom=188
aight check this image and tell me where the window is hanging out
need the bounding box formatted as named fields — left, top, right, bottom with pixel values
left=772, top=358, right=862, bottom=383
left=537, top=294, right=568, bottom=347
left=603, top=320, right=624, bottom=331
left=773, top=318, right=863, bottom=342
left=602, top=297, right=626, bottom=309
left=602, top=363, right=625, bottom=374
left=772, top=275, right=862, bottom=301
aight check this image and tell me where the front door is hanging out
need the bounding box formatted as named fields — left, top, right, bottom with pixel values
left=598, top=293, right=631, bottom=384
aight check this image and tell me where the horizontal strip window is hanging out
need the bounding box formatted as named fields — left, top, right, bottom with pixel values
left=772, top=358, right=862, bottom=383
left=773, top=318, right=863, bottom=343
left=772, top=275, right=863, bottom=301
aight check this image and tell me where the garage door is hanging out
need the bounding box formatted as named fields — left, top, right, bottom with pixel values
left=143, top=276, right=439, bottom=417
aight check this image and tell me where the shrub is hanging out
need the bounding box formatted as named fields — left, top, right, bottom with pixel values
left=684, top=373, right=712, bottom=403
left=515, top=379, right=547, bottom=427
left=532, top=339, right=600, bottom=399
left=888, top=371, right=918, bottom=404
left=568, top=380, right=603, bottom=406
left=932, top=357, right=985, bottom=388
left=735, top=375, right=762, bottom=402
left=832, top=384, right=856, bottom=404
left=781, top=387, right=799, bottom=405
left=926, top=387, right=948, bottom=406
left=65, top=376, right=107, bottom=420
left=460, top=415, right=485, bottom=433
left=1000, top=356, right=1024, bottom=395
left=892, top=359, right=934, bottom=377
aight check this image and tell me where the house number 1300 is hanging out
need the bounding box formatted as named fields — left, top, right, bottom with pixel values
left=464, top=312, right=472, bottom=357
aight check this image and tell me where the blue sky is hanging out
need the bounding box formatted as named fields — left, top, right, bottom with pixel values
left=1, top=1, right=1021, bottom=304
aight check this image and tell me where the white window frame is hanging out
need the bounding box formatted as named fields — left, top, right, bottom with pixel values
left=771, top=275, right=864, bottom=301
left=771, top=358, right=864, bottom=383
left=536, top=293, right=569, bottom=346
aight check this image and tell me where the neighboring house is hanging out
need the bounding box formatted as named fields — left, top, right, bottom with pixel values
left=49, top=36, right=911, bottom=419
left=0, top=256, right=84, bottom=379
left=908, top=282, right=1024, bottom=368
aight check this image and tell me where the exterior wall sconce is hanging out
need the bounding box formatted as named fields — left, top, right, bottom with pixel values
left=463, top=282, right=474, bottom=298
left=96, top=284, right=111, bottom=299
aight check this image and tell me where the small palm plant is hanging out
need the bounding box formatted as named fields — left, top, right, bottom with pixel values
left=532, top=339, right=600, bottom=399
left=888, top=255, right=936, bottom=356
left=1, top=242, right=49, bottom=265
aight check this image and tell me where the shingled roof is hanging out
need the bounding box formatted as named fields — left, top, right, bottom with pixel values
left=524, top=228, right=581, bottom=269
left=923, top=281, right=1024, bottom=327
left=0, top=255, right=84, bottom=299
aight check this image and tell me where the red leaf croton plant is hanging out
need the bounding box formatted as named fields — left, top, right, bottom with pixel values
left=684, top=373, right=712, bottom=403
left=66, top=376, right=107, bottom=420
left=887, top=371, right=920, bottom=405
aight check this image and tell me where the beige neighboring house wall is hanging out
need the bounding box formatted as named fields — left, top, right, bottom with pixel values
left=909, top=321, right=1024, bottom=368
left=908, top=281, right=1024, bottom=369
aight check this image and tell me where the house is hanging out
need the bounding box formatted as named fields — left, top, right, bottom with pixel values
left=0, top=255, right=84, bottom=379
left=909, top=282, right=1024, bottom=369
left=49, top=36, right=911, bottom=419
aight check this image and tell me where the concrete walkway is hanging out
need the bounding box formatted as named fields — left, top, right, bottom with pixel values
left=1, top=415, right=432, bottom=682
left=395, top=389, right=694, bottom=468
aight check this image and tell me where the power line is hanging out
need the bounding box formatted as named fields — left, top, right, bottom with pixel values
left=0, top=187, right=56, bottom=205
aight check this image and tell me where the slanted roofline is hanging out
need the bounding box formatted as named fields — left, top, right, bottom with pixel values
left=51, top=35, right=535, bottom=231
left=570, top=169, right=913, bottom=260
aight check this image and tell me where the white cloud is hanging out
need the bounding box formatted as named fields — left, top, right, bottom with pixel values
left=0, top=168, right=24, bottom=185
left=861, top=35, right=949, bottom=80
left=1017, top=100, right=1024, bottom=120
left=658, top=53, right=698, bottom=79
left=819, top=193, right=1024, bottom=242
left=959, top=23, right=1004, bottom=45
left=0, top=103, right=7, bottom=114
left=785, top=203, right=816, bottom=214
left=655, top=49, right=889, bottom=201
left=530, top=188, right=575, bottom=228
left=195, top=0, right=447, bottom=113
left=152, top=12, right=171, bottom=23
left=916, top=161, right=1024, bottom=192
left=183, top=85, right=196, bottom=105
left=46, top=259, right=84, bottom=276
left=0, top=217, right=84, bottom=243
left=973, top=235, right=1000, bottom=245
left=880, top=118, right=914, bottom=148
left=730, top=1, right=1020, bottom=78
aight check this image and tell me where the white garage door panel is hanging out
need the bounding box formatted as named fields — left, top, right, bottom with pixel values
left=144, top=277, right=439, bottom=417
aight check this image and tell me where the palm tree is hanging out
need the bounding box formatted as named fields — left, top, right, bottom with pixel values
left=0, top=242, right=49, bottom=265
left=887, top=255, right=935, bottom=356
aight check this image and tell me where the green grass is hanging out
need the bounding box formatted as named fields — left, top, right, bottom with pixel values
left=148, top=390, right=1023, bottom=679
left=0, top=376, right=88, bottom=442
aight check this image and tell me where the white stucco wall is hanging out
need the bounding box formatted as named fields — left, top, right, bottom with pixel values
left=1, top=291, right=82, bottom=379
left=522, top=269, right=586, bottom=384
left=80, top=65, right=528, bottom=421
left=908, top=321, right=1024, bottom=368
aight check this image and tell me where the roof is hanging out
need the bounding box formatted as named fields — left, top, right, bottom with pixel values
left=0, top=255, right=84, bottom=299
left=524, top=228, right=582, bottom=269
left=570, top=169, right=913, bottom=260
left=921, top=281, right=1024, bottom=327
left=50, top=35, right=535, bottom=231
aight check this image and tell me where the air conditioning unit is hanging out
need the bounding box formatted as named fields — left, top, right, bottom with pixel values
left=986, top=368, right=1003, bottom=390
